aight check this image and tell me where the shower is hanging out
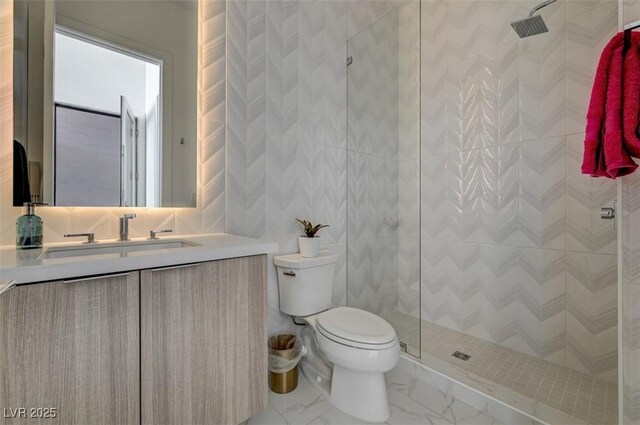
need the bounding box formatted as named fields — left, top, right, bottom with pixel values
left=510, top=0, right=558, bottom=38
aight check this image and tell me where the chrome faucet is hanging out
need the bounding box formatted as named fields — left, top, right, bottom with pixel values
left=148, top=229, right=174, bottom=240
left=119, top=213, right=136, bottom=241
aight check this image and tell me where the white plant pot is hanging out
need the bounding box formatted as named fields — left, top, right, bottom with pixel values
left=299, top=236, right=320, bottom=258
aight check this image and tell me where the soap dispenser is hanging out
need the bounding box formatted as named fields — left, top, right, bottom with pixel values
left=16, top=202, right=43, bottom=249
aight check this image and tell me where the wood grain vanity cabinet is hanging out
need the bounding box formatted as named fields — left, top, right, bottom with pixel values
left=0, top=255, right=267, bottom=425
left=140, top=255, right=267, bottom=425
left=0, top=272, right=140, bottom=425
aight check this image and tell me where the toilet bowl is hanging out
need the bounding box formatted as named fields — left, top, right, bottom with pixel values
left=274, top=251, right=400, bottom=423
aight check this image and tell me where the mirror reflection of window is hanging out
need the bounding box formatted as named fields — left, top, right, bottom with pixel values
left=53, top=29, right=162, bottom=207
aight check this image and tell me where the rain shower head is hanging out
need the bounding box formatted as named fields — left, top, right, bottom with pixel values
left=511, top=14, right=549, bottom=38
left=510, top=0, right=558, bottom=38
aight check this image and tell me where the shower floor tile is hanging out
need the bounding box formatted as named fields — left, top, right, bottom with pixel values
left=386, top=312, right=617, bottom=425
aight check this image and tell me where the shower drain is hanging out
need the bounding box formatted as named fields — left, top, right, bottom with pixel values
left=452, top=351, right=471, bottom=361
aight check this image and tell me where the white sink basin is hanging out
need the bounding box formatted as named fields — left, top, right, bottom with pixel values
left=41, top=239, right=201, bottom=260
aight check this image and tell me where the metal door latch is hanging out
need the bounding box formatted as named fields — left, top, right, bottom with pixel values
left=600, top=199, right=617, bottom=230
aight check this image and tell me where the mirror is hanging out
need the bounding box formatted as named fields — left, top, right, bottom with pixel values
left=13, top=0, right=198, bottom=207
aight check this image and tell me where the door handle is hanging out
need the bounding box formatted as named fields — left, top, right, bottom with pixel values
left=600, top=199, right=618, bottom=230
left=64, top=272, right=132, bottom=284
left=600, top=207, right=615, bottom=219
left=151, top=263, right=201, bottom=272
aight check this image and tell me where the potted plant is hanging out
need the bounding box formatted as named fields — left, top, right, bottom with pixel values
left=296, top=218, right=329, bottom=258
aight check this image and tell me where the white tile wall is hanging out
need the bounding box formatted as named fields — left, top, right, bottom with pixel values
left=227, top=0, right=343, bottom=333
left=420, top=0, right=619, bottom=381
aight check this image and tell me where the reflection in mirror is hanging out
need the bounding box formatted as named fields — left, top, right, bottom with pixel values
left=53, top=29, right=162, bottom=206
left=13, top=0, right=197, bottom=207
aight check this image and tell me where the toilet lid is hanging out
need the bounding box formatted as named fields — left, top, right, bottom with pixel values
left=316, top=307, right=397, bottom=348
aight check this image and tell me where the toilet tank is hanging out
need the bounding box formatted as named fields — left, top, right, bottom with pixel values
left=274, top=250, right=337, bottom=317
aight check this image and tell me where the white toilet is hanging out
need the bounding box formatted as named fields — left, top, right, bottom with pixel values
left=274, top=250, right=400, bottom=423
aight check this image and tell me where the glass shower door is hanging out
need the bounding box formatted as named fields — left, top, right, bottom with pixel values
left=346, top=0, right=421, bottom=357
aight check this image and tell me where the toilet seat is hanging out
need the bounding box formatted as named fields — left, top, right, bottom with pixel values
left=316, top=307, right=397, bottom=350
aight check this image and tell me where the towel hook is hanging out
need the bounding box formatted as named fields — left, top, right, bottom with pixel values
left=624, top=19, right=640, bottom=55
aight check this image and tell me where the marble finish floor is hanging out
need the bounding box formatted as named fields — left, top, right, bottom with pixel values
left=247, top=370, right=503, bottom=425
left=387, top=313, right=617, bottom=425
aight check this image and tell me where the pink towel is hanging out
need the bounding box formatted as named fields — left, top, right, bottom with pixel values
left=582, top=33, right=621, bottom=176
left=623, top=35, right=640, bottom=157
left=582, top=32, right=639, bottom=178
left=604, top=45, right=637, bottom=178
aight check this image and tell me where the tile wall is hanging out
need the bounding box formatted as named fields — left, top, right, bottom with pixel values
left=344, top=0, right=421, bottom=351
left=420, top=0, right=619, bottom=382
left=223, top=0, right=411, bottom=333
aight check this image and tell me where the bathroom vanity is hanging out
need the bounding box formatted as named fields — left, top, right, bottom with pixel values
left=0, top=234, right=277, bottom=425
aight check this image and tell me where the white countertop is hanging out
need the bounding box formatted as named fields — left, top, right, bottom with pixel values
left=0, top=233, right=278, bottom=285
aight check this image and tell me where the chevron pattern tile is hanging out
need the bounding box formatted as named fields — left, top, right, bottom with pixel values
left=396, top=238, right=420, bottom=317
left=266, top=0, right=300, bottom=139
left=328, top=243, right=348, bottom=307
left=421, top=154, right=449, bottom=240
left=566, top=1, right=617, bottom=134
left=417, top=0, right=622, bottom=383
left=518, top=248, right=566, bottom=364
left=446, top=2, right=519, bottom=153
left=477, top=245, right=520, bottom=349
left=190, top=0, right=228, bottom=235
left=519, top=137, right=566, bottom=250
left=226, top=124, right=266, bottom=239
left=422, top=240, right=520, bottom=348
left=421, top=239, right=451, bottom=326
left=447, top=45, right=519, bottom=153
left=347, top=0, right=396, bottom=40
left=398, top=156, right=420, bottom=239
left=226, top=0, right=267, bottom=239
left=566, top=252, right=618, bottom=382
left=347, top=151, right=399, bottom=243
left=398, top=2, right=421, bottom=242
left=201, top=0, right=227, bottom=124
left=177, top=119, right=226, bottom=235
left=347, top=239, right=399, bottom=319
left=227, top=0, right=266, bottom=132
left=566, top=134, right=617, bottom=255
left=347, top=8, right=400, bottom=160
left=312, top=2, right=348, bottom=149
left=519, top=15, right=567, bottom=142
left=421, top=0, right=448, bottom=158
left=318, top=145, right=348, bottom=246
left=265, top=133, right=299, bottom=251
left=447, top=145, right=519, bottom=245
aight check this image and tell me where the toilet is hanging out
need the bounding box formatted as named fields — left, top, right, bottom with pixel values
left=274, top=250, right=400, bottom=423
